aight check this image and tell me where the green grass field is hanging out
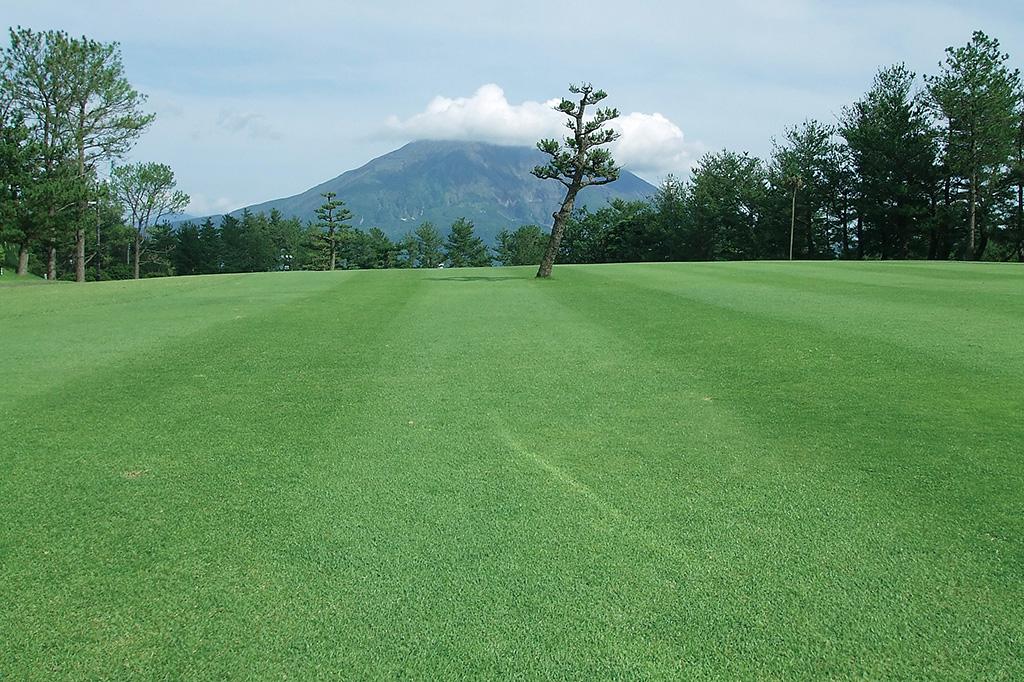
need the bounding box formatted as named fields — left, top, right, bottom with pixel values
left=1, top=262, right=1021, bottom=678
left=0, top=269, right=43, bottom=285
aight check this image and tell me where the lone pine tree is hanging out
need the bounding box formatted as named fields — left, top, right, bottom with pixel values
left=532, top=83, right=620, bottom=278
left=315, top=191, right=352, bottom=271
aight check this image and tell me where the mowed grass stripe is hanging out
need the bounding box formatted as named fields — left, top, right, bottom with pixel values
left=2, top=271, right=429, bottom=676
left=0, top=263, right=1021, bottom=678
left=0, top=273, right=356, bottom=411
left=526, top=264, right=1022, bottom=675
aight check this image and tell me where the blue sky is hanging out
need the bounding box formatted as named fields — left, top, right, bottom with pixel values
left=8, top=1, right=1023, bottom=215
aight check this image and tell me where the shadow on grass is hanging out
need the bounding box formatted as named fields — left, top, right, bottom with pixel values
left=427, top=275, right=523, bottom=282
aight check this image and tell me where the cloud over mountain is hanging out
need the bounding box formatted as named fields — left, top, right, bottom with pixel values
left=386, top=84, right=700, bottom=178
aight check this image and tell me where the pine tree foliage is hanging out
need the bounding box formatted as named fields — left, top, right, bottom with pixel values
left=532, top=83, right=620, bottom=277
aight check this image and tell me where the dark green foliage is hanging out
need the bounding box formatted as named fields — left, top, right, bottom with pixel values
left=108, top=161, right=188, bottom=279
left=395, top=231, right=419, bottom=268
left=173, top=223, right=203, bottom=276
left=444, top=218, right=490, bottom=267
left=363, top=227, right=398, bottom=269
left=0, top=109, right=37, bottom=273
left=414, top=221, right=444, bottom=268
left=2, top=27, right=153, bottom=281
left=334, top=227, right=397, bottom=270
left=170, top=213, right=309, bottom=276
left=650, top=175, right=688, bottom=260
left=494, top=225, right=548, bottom=266
left=688, top=151, right=774, bottom=260
left=841, top=65, right=938, bottom=260
left=196, top=218, right=221, bottom=272
left=532, top=83, right=621, bottom=277
left=927, top=31, right=1021, bottom=259
left=218, top=214, right=245, bottom=272
left=770, top=120, right=843, bottom=259
left=314, top=191, right=352, bottom=271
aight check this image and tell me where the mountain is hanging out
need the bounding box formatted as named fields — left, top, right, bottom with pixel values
left=197, top=140, right=657, bottom=244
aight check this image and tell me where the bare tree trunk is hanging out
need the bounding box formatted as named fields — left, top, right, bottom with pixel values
left=855, top=215, right=864, bottom=260
left=330, top=232, right=337, bottom=271
left=940, top=171, right=953, bottom=260
left=840, top=206, right=850, bottom=259
left=76, top=107, right=87, bottom=282
left=1018, top=120, right=1024, bottom=262
left=789, top=187, right=797, bottom=261
left=17, top=244, right=29, bottom=275
left=75, top=229, right=86, bottom=282
left=537, top=190, right=578, bottom=278
left=968, top=171, right=977, bottom=259
left=47, top=245, right=56, bottom=281
left=1018, top=176, right=1024, bottom=261
left=133, top=231, right=141, bottom=279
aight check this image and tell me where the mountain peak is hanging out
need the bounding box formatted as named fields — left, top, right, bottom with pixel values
left=222, top=141, right=656, bottom=243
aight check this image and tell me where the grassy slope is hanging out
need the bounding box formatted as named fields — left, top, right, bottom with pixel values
left=0, top=262, right=1021, bottom=678
left=0, top=269, right=44, bottom=285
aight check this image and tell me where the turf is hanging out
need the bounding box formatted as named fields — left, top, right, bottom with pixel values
left=1, top=262, right=1021, bottom=678
left=0, top=269, right=44, bottom=286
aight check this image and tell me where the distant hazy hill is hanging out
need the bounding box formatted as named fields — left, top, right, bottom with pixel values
left=197, top=140, right=657, bottom=244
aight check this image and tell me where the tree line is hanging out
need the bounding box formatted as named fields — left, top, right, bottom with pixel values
left=117, top=207, right=547, bottom=277
left=563, top=31, right=1022, bottom=264
left=0, top=27, right=196, bottom=280
left=3, top=28, right=1022, bottom=282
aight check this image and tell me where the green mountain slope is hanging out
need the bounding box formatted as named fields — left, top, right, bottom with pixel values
left=214, top=140, right=657, bottom=243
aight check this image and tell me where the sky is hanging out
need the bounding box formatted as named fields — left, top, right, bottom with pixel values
left=6, top=1, right=1023, bottom=216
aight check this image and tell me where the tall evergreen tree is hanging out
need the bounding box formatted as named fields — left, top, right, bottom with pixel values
left=395, top=231, right=420, bottom=268
left=444, top=218, right=490, bottom=267
left=0, top=105, right=39, bottom=275
left=364, top=227, right=397, bottom=269
left=2, top=28, right=153, bottom=281
left=314, top=191, right=352, bottom=271
left=173, top=222, right=202, bottom=275
left=219, top=214, right=245, bottom=273
left=108, top=161, right=188, bottom=279
left=770, top=121, right=837, bottom=259
left=652, top=175, right=689, bottom=260
left=197, top=217, right=221, bottom=273
left=414, top=221, right=444, bottom=268
left=926, top=31, right=1021, bottom=259
left=494, top=225, right=548, bottom=266
left=841, top=64, right=938, bottom=259
left=688, top=150, right=771, bottom=260
left=1011, top=101, right=1024, bottom=261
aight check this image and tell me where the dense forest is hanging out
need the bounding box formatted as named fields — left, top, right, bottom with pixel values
left=2, top=29, right=1022, bottom=280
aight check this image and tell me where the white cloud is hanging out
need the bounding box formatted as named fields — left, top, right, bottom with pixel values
left=610, top=112, right=701, bottom=176
left=386, top=84, right=701, bottom=177
left=186, top=193, right=238, bottom=216
left=386, top=84, right=562, bottom=146
left=216, top=109, right=283, bottom=141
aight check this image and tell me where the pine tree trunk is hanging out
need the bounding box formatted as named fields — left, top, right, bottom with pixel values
left=789, top=188, right=797, bottom=261
left=537, top=189, right=578, bottom=278
left=330, top=234, right=337, bottom=271
left=76, top=128, right=87, bottom=282
left=47, top=245, right=56, bottom=281
left=940, top=172, right=953, bottom=260
left=17, top=244, right=29, bottom=275
left=855, top=215, right=864, bottom=260
left=968, top=171, right=977, bottom=259
left=133, top=231, right=141, bottom=279
left=75, top=229, right=86, bottom=282
left=840, top=206, right=850, bottom=259
left=1017, top=176, right=1024, bottom=262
